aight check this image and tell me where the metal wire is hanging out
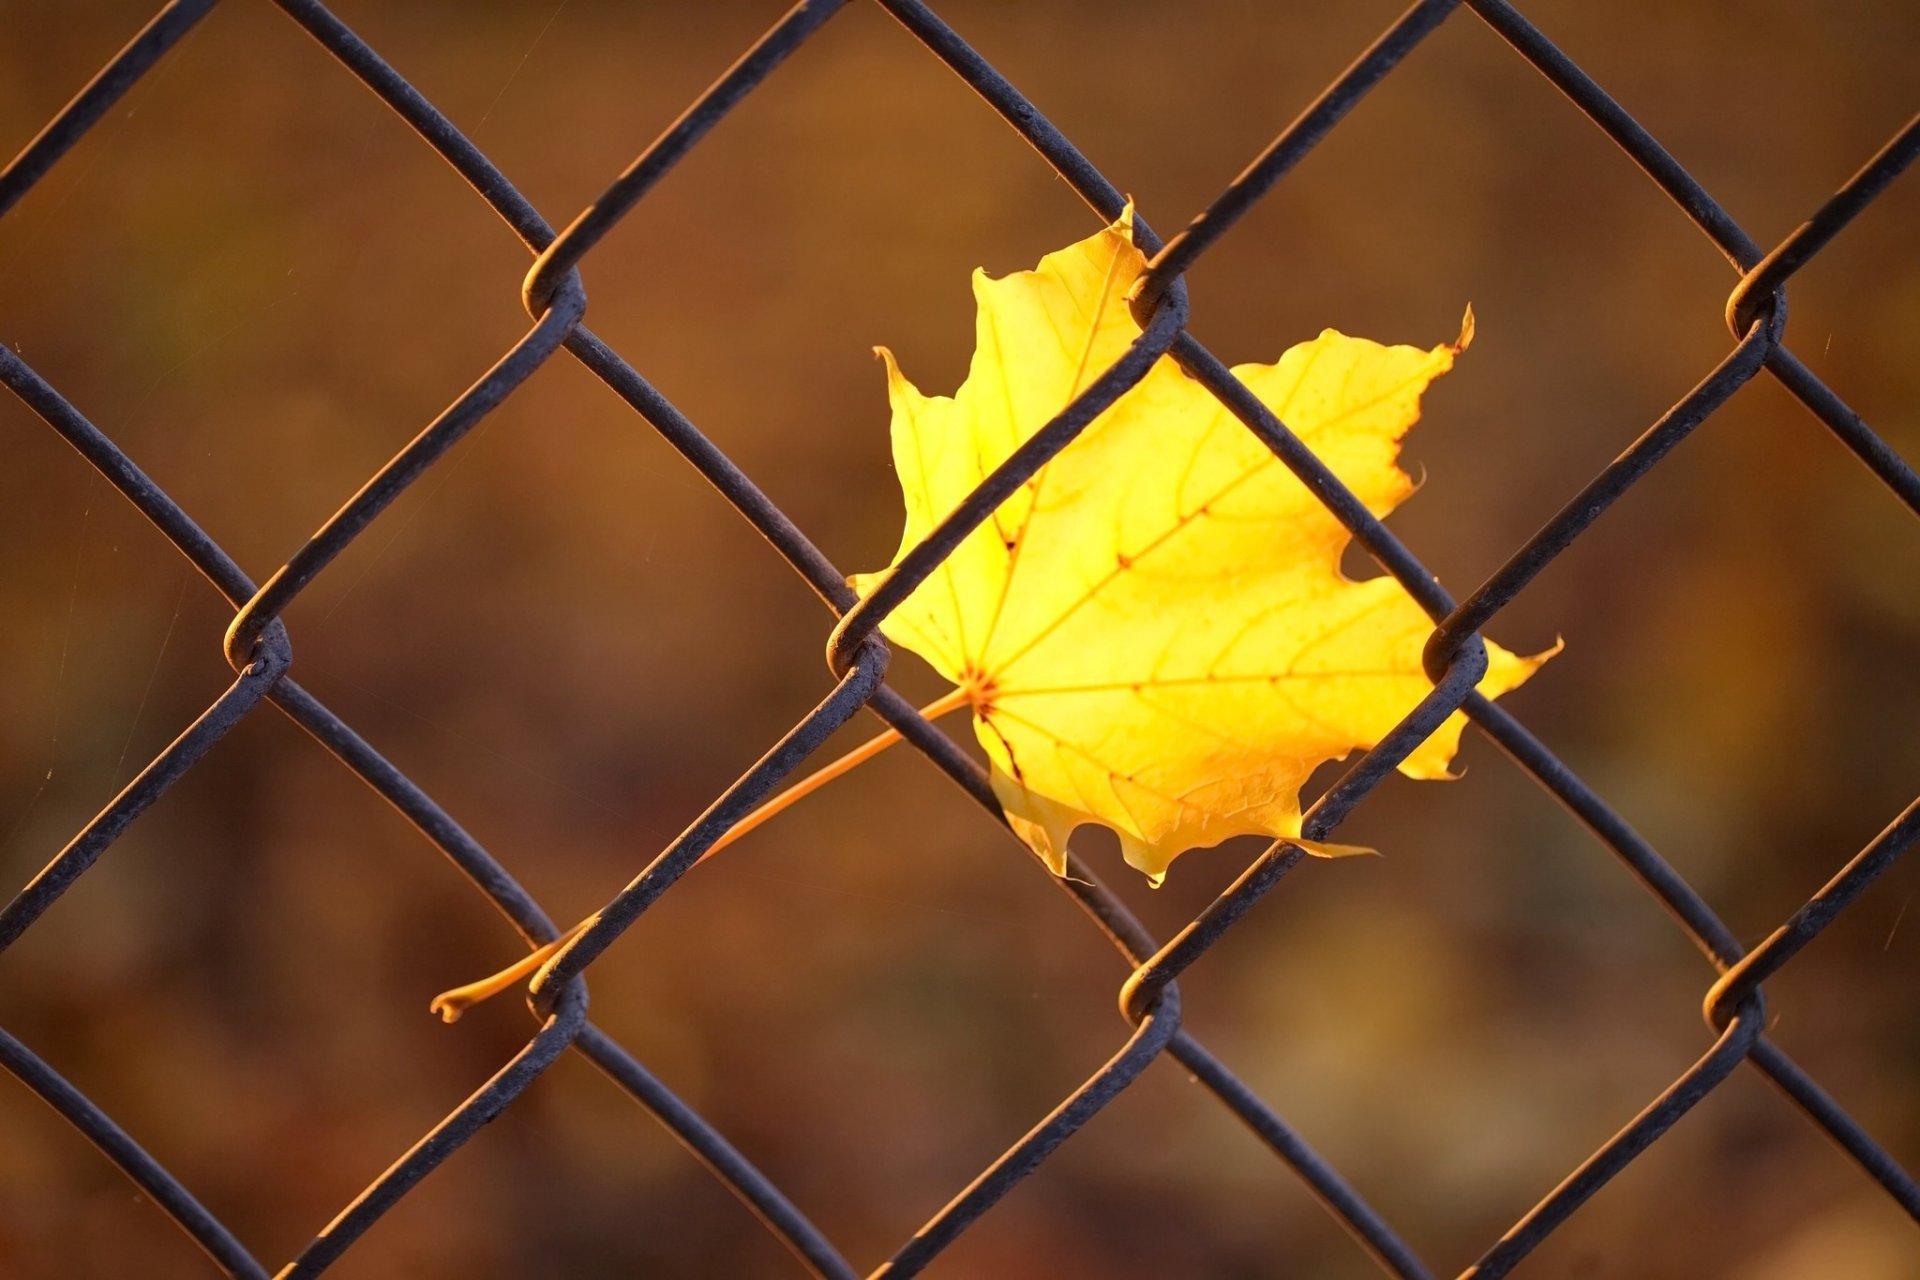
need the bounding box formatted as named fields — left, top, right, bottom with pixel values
left=1, top=1, right=1915, bottom=1275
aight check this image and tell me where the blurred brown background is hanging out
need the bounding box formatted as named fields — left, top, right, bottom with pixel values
left=2, top=1, right=1917, bottom=1276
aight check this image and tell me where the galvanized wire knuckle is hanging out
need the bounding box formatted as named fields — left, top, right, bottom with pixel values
left=1467, top=995, right=1767, bottom=1278
left=1420, top=618, right=1489, bottom=687
left=1116, top=935, right=1200, bottom=1028
left=246, top=616, right=294, bottom=681
left=540, top=266, right=590, bottom=333
left=522, top=239, right=571, bottom=322
left=532, top=641, right=889, bottom=1018
left=1437, top=628, right=1489, bottom=692
left=1125, top=250, right=1191, bottom=332
left=1137, top=974, right=1183, bottom=1030
left=1705, top=796, right=1920, bottom=1033
left=521, top=251, right=587, bottom=324
left=1113, top=968, right=1186, bottom=1036
left=529, top=262, right=589, bottom=327
left=832, top=625, right=892, bottom=703
left=1720, top=990, right=1766, bottom=1045
left=526, top=964, right=590, bottom=1022
left=1724, top=273, right=1788, bottom=345
left=1303, top=646, right=1487, bottom=846
left=1117, top=950, right=1179, bottom=1028
left=224, top=608, right=293, bottom=679
left=1134, top=276, right=1191, bottom=352
left=1727, top=114, right=1920, bottom=342
left=1701, top=959, right=1767, bottom=1034
left=825, top=608, right=891, bottom=680
left=1120, top=839, right=1307, bottom=1025
left=1117, top=965, right=1164, bottom=1028
left=519, top=0, right=844, bottom=317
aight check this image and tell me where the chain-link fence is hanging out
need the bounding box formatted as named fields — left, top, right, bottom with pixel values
left=1, top=1, right=1916, bottom=1276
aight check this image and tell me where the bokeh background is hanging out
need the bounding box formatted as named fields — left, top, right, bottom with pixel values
left=2, top=1, right=1917, bottom=1276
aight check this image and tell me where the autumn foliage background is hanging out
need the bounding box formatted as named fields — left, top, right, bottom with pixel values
left=1, top=2, right=1917, bottom=1276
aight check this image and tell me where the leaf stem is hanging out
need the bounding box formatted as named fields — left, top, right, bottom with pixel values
left=429, top=686, right=972, bottom=1022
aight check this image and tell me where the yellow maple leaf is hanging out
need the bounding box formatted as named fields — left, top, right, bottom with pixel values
left=425, top=211, right=1561, bottom=1024
left=852, top=210, right=1554, bottom=884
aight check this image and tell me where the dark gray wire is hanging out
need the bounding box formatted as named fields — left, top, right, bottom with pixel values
left=0, top=2, right=1915, bottom=1277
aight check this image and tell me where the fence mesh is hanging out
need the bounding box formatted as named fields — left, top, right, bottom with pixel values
left=2, top=1, right=1917, bottom=1276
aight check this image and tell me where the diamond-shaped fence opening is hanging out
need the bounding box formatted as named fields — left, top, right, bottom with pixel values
left=1, top=1, right=1916, bottom=1276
